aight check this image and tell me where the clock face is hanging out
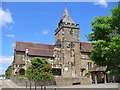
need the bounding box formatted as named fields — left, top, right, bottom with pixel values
left=64, top=67, right=68, bottom=71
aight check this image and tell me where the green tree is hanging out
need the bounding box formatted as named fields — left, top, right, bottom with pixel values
left=26, top=57, right=54, bottom=83
left=5, top=66, right=12, bottom=79
left=87, top=3, right=120, bottom=75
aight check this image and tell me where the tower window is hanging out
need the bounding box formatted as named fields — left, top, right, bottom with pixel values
left=55, top=39, right=61, bottom=48
left=70, top=29, right=74, bottom=35
left=69, top=42, right=75, bottom=48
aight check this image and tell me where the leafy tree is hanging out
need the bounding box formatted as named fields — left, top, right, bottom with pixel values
left=87, top=16, right=112, bottom=41
left=90, top=36, right=120, bottom=75
left=87, top=3, right=120, bottom=75
left=26, top=57, right=54, bottom=82
left=88, top=3, right=120, bottom=41
left=5, top=66, right=12, bottom=79
left=111, top=3, right=120, bottom=34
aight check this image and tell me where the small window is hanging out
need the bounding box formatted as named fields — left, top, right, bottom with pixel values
left=69, top=42, right=75, bottom=48
left=52, top=68, right=61, bottom=76
left=19, top=64, right=23, bottom=67
left=19, top=69, right=25, bottom=75
left=70, top=29, right=74, bottom=35
left=55, top=39, right=61, bottom=48
left=88, top=62, right=92, bottom=70
left=15, top=72, right=17, bottom=74
left=81, top=69, right=85, bottom=76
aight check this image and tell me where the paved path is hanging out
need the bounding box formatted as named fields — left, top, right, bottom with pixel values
left=0, top=79, right=119, bottom=90
left=0, top=79, right=23, bottom=89
left=55, top=83, right=118, bottom=88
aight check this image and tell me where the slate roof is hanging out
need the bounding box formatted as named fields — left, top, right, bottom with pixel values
left=15, top=41, right=54, bottom=57
left=28, top=48, right=54, bottom=57
left=80, top=42, right=93, bottom=53
left=89, top=65, right=107, bottom=72
left=15, top=41, right=53, bottom=52
left=15, top=41, right=93, bottom=58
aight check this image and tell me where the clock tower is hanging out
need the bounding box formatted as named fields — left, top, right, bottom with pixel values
left=54, top=7, right=81, bottom=78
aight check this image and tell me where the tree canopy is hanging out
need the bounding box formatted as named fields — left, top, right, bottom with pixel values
left=87, top=3, right=120, bottom=75
left=5, top=66, right=12, bottom=79
left=26, top=57, right=54, bottom=81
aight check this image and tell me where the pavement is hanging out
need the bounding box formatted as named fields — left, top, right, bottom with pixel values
left=0, top=79, right=119, bottom=90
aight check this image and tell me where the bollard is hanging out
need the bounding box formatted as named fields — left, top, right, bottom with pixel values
left=118, top=83, right=120, bottom=90
left=41, top=85, right=43, bottom=90
left=44, top=86, right=46, bottom=90
left=26, top=81, right=27, bottom=88
left=30, top=81, right=31, bottom=90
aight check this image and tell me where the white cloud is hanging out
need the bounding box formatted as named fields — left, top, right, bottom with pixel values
left=94, top=0, right=108, bottom=7
left=41, top=29, right=49, bottom=35
left=0, top=56, right=13, bottom=64
left=0, top=67, right=3, bottom=70
left=5, top=34, right=15, bottom=38
left=0, top=7, right=13, bottom=27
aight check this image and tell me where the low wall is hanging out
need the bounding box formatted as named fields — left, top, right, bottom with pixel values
left=80, top=77, right=92, bottom=85
left=11, top=75, right=91, bottom=86
left=55, top=77, right=80, bottom=86
left=11, top=75, right=56, bottom=86
left=55, top=77, right=91, bottom=86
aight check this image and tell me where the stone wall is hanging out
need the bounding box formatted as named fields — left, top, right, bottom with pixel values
left=80, top=77, right=92, bottom=85
left=55, top=77, right=91, bottom=86
left=11, top=76, right=56, bottom=86
left=11, top=75, right=91, bottom=86
left=55, top=77, right=80, bottom=86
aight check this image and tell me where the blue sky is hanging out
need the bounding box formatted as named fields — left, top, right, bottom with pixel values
left=0, top=2, right=118, bottom=74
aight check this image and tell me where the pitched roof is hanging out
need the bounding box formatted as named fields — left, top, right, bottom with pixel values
left=15, top=41, right=93, bottom=57
left=28, top=48, right=53, bottom=57
left=80, top=42, right=93, bottom=53
left=89, top=65, right=107, bottom=72
left=15, top=41, right=54, bottom=57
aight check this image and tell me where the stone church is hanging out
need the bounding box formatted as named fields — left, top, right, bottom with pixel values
left=10, top=8, right=110, bottom=85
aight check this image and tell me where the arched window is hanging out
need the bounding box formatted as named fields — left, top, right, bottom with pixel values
left=19, top=69, right=25, bottom=75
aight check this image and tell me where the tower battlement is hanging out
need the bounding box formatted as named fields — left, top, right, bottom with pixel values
left=55, top=22, right=79, bottom=35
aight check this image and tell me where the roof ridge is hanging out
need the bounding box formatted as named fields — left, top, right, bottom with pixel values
left=80, top=42, right=92, bottom=43
left=16, top=41, right=53, bottom=46
left=29, top=48, right=53, bottom=50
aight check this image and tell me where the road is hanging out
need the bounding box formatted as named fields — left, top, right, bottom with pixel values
left=0, top=79, right=119, bottom=90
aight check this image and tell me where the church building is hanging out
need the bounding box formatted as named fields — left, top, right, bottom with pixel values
left=10, top=7, right=111, bottom=85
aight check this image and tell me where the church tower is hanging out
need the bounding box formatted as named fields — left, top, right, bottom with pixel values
left=54, top=8, right=81, bottom=78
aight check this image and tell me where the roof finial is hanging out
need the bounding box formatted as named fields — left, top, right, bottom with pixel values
left=59, top=1, right=75, bottom=24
